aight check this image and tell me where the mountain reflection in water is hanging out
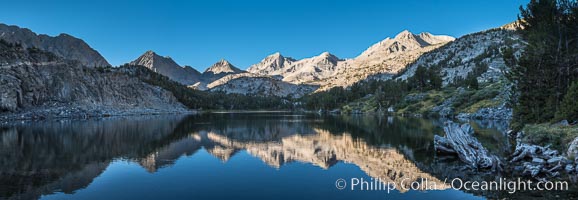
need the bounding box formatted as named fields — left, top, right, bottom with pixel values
left=0, top=113, right=574, bottom=200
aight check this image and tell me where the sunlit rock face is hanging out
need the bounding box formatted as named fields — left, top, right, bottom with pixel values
left=212, top=28, right=521, bottom=97
left=130, top=50, right=202, bottom=85
left=397, top=28, right=523, bottom=86
left=202, top=59, right=245, bottom=83
left=246, top=52, right=295, bottom=76
left=205, top=28, right=521, bottom=97
left=244, top=31, right=454, bottom=91
left=208, top=75, right=319, bottom=98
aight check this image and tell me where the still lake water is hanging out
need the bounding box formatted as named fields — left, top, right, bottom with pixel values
left=0, top=112, right=574, bottom=199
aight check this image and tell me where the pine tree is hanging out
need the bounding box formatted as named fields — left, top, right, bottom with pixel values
left=429, top=69, right=443, bottom=90
left=556, top=81, right=578, bottom=121
left=506, top=0, right=578, bottom=124
left=413, top=65, right=429, bottom=91
left=467, top=76, right=479, bottom=90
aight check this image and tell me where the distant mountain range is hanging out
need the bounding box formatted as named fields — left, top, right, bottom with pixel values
left=0, top=22, right=520, bottom=116
left=124, top=29, right=455, bottom=96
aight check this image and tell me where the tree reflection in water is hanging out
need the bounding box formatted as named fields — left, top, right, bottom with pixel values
left=0, top=113, right=574, bottom=199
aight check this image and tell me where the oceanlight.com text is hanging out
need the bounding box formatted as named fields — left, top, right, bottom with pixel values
left=335, top=177, right=568, bottom=194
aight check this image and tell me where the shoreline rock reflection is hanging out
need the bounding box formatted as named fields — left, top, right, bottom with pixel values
left=1, top=113, right=573, bottom=199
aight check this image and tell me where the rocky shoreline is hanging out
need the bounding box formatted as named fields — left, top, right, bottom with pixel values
left=0, top=105, right=194, bottom=123
left=435, top=121, right=578, bottom=182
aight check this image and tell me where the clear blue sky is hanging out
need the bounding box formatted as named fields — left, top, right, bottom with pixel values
left=1, top=0, right=527, bottom=71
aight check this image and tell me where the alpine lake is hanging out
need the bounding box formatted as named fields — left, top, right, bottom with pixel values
left=1, top=112, right=576, bottom=200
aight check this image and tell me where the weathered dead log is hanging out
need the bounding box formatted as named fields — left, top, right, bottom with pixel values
left=434, top=122, right=502, bottom=171
left=433, top=135, right=456, bottom=154
left=509, top=135, right=569, bottom=180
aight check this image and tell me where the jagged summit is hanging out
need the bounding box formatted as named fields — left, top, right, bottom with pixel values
left=204, top=59, right=243, bottom=74
left=131, top=50, right=178, bottom=69
left=247, top=52, right=296, bottom=76
left=130, top=51, right=201, bottom=85
left=139, top=50, right=175, bottom=60
left=394, top=30, right=414, bottom=40
left=306, top=51, right=341, bottom=65
left=56, top=33, right=74, bottom=38
left=246, top=50, right=342, bottom=84
left=278, top=51, right=342, bottom=84
left=201, top=59, right=244, bottom=83
left=143, top=50, right=156, bottom=55
left=392, top=30, right=454, bottom=45
left=260, top=52, right=283, bottom=61
left=418, top=32, right=455, bottom=45
left=500, top=20, right=524, bottom=30
left=139, top=50, right=159, bottom=61
left=357, top=30, right=454, bottom=59
left=319, top=51, right=336, bottom=58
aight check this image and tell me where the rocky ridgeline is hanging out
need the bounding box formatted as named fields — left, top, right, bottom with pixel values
left=0, top=40, right=187, bottom=121
left=315, top=31, right=454, bottom=90
left=130, top=50, right=202, bottom=85
left=245, top=31, right=454, bottom=90
left=0, top=23, right=110, bottom=67
left=127, top=28, right=514, bottom=105
left=198, top=30, right=454, bottom=96
left=247, top=51, right=343, bottom=84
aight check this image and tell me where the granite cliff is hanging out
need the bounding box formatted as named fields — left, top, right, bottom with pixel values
left=0, top=23, right=110, bottom=67
left=0, top=39, right=187, bottom=120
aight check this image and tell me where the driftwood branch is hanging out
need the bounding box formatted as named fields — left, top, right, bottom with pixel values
left=434, top=122, right=502, bottom=171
